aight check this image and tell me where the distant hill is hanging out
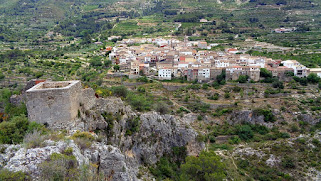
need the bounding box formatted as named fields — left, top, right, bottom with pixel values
left=0, top=0, right=319, bottom=41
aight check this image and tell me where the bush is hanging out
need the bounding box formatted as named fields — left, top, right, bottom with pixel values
left=39, top=153, right=78, bottom=181
left=260, top=68, right=272, bottom=78
left=0, top=72, right=5, bottom=80
left=71, top=131, right=95, bottom=150
left=281, top=156, right=295, bottom=169
left=229, top=136, right=241, bottom=144
left=272, top=80, right=284, bottom=89
left=137, top=86, right=145, bottom=93
left=180, top=151, right=226, bottom=181
left=307, top=73, right=320, bottom=84
left=126, top=93, right=152, bottom=111
left=224, top=92, right=230, bottom=99
left=101, top=112, right=114, bottom=137
left=237, top=75, right=248, bottom=83
left=23, top=130, right=47, bottom=149
left=150, top=157, right=176, bottom=179
left=125, top=116, right=140, bottom=136
left=202, top=83, right=209, bottom=90
left=237, top=125, right=254, bottom=141
left=232, top=86, right=242, bottom=92
left=111, top=86, right=128, bottom=97
left=237, top=159, right=250, bottom=169
left=0, top=115, right=30, bottom=144
left=253, top=109, right=276, bottom=122
left=154, top=101, right=170, bottom=115
left=0, top=169, right=30, bottom=181
left=293, top=76, right=308, bottom=86
left=208, top=93, right=219, bottom=100
left=137, top=76, right=148, bottom=83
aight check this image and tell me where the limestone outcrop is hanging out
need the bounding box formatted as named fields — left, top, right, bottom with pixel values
left=1, top=141, right=136, bottom=181
left=2, top=94, right=204, bottom=180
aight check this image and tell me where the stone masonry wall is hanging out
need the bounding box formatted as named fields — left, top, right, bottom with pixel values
left=26, top=81, right=82, bottom=129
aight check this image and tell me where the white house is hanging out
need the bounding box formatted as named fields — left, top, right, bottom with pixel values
left=215, top=60, right=230, bottom=68
left=281, top=60, right=300, bottom=68
left=226, top=66, right=243, bottom=73
left=158, top=69, right=172, bottom=80
left=282, top=60, right=308, bottom=77
left=294, top=65, right=309, bottom=77
left=198, top=68, right=210, bottom=79
left=177, top=62, right=189, bottom=69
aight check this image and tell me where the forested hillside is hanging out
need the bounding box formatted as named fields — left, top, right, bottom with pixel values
left=0, top=0, right=319, bottom=41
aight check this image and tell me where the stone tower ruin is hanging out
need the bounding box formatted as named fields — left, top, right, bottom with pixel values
left=26, top=80, right=84, bottom=129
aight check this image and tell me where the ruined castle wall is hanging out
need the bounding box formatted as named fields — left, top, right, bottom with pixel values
left=26, top=81, right=81, bottom=129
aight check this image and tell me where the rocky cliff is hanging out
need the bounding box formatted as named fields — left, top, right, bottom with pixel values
left=0, top=95, right=204, bottom=180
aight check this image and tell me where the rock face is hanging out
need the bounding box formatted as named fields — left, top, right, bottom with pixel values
left=2, top=96, right=204, bottom=180
left=92, top=144, right=135, bottom=181
left=78, top=97, right=204, bottom=165
left=228, top=110, right=267, bottom=125
left=1, top=141, right=136, bottom=181
left=121, top=112, right=204, bottom=164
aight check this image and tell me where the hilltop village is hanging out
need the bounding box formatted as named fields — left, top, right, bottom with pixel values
left=106, top=37, right=318, bottom=82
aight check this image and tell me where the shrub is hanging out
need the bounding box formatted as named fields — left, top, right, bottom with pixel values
left=0, top=115, right=29, bottom=144
left=281, top=156, right=295, bottom=169
left=208, top=93, right=219, bottom=100
left=237, top=75, right=248, bottom=83
left=150, top=157, right=176, bottom=179
left=293, top=76, right=308, bottom=86
left=101, top=112, right=114, bottom=137
left=307, top=73, right=320, bottom=84
left=290, top=124, right=299, bottom=132
left=137, top=76, right=149, bottom=83
left=197, top=115, right=203, bottom=121
left=251, top=124, right=269, bottom=135
left=71, top=131, right=95, bottom=150
left=202, top=83, right=209, bottom=90
left=137, top=86, right=145, bottom=93
left=71, top=131, right=95, bottom=141
left=63, top=147, right=73, bottom=155
left=126, top=93, right=152, bottom=111
left=272, top=80, right=284, bottom=89
left=229, top=136, right=241, bottom=144
left=125, top=116, right=140, bottom=136
left=23, top=130, right=47, bottom=149
left=39, top=153, right=78, bottom=180
left=224, top=92, right=230, bottom=99
left=208, top=135, right=216, bottom=143
left=111, top=86, right=128, bottom=97
left=237, top=125, right=254, bottom=141
left=154, top=102, right=170, bottom=115
left=180, top=151, right=226, bottom=181
left=0, top=169, right=30, bottom=181
left=253, top=109, right=276, bottom=122
left=260, top=68, right=272, bottom=78
left=237, top=159, right=250, bottom=169
left=187, top=102, right=210, bottom=113
left=213, top=108, right=232, bottom=117
left=0, top=72, right=5, bottom=80
left=279, top=132, right=290, bottom=139
left=232, top=86, right=242, bottom=92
